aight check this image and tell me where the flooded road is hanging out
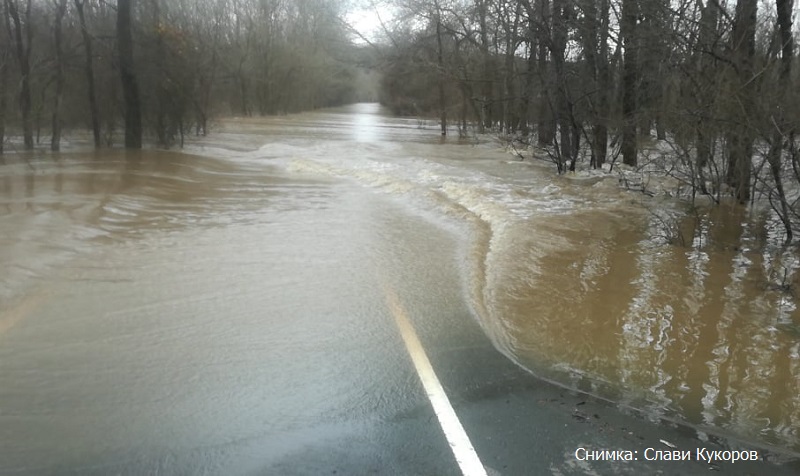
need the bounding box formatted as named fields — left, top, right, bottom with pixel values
left=0, top=148, right=474, bottom=474
left=1, top=103, right=799, bottom=474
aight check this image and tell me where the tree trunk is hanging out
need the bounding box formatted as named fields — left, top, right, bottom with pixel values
left=584, top=0, right=610, bottom=168
left=726, top=0, right=757, bottom=202
left=518, top=34, right=535, bottom=136
left=537, top=0, right=555, bottom=146
left=51, top=0, right=67, bottom=151
left=117, top=0, right=143, bottom=149
left=766, top=0, right=794, bottom=241
left=195, top=49, right=217, bottom=136
left=75, top=0, right=101, bottom=148
left=436, top=18, right=446, bottom=136
left=5, top=0, right=33, bottom=149
left=596, top=0, right=612, bottom=168
left=695, top=0, right=719, bottom=169
left=238, top=72, right=249, bottom=116
left=620, top=0, right=638, bottom=166
left=503, top=50, right=516, bottom=133
left=655, top=114, right=666, bottom=140
left=460, top=92, right=467, bottom=137
left=477, top=0, right=493, bottom=130
left=0, top=51, right=7, bottom=156
left=551, top=0, right=572, bottom=172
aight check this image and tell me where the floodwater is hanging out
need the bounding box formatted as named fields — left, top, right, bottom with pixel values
left=1, top=103, right=799, bottom=470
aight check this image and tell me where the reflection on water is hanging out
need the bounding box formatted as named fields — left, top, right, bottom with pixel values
left=484, top=204, right=800, bottom=452
left=0, top=140, right=433, bottom=474
left=210, top=105, right=800, bottom=454
left=1, top=103, right=799, bottom=456
left=0, top=150, right=324, bottom=307
left=243, top=105, right=800, bottom=454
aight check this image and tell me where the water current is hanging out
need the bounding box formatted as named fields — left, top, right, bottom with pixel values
left=1, top=103, right=798, bottom=459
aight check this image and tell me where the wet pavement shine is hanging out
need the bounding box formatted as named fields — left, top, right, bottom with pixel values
left=0, top=104, right=798, bottom=475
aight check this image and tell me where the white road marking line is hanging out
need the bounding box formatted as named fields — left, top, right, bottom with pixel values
left=384, top=286, right=488, bottom=476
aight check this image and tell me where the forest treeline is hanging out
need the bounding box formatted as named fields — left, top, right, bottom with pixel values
left=3, top=0, right=800, bottom=242
left=0, top=0, right=373, bottom=151
left=375, top=0, right=800, bottom=242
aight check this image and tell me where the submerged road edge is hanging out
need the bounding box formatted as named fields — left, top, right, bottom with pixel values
left=383, top=284, right=489, bottom=476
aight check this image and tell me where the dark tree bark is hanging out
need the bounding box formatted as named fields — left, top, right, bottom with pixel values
left=436, top=17, right=446, bottom=136
left=237, top=67, right=249, bottom=116
left=518, top=11, right=536, bottom=136
left=0, top=1, right=6, bottom=157
left=636, top=0, right=667, bottom=141
left=500, top=1, right=522, bottom=133
left=694, top=0, right=720, bottom=169
left=620, top=0, right=638, bottom=166
left=117, top=0, right=142, bottom=149
left=50, top=0, right=67, bottom=151
left=5, top=0, right=33, bottom=149
left=582, top=0, right=610, bottom=168
left=551, top=0, right=572, bottom=173
left=477, top=0, right=493, bottom=130
left=594, top=0, right=611, bottom=168
left=536, top=0, right=556, bottom=146
left=193, top=52, right=214, bottom=136
left=152, top=0, right=169, bottom=146
left=74, top=0, right=101, bottom=148
left=0, top=49, right=7, bottom=157
left=775, top=0, right=793, bottom=71
left=765, top=0, right=794, bottom=241
left=725, top=0, right=757, bottom=202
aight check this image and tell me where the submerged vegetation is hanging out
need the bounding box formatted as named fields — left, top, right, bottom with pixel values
left=371, top=0, right=800, bottom=244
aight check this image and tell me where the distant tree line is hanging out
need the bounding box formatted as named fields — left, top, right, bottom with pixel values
left=0, top=0, right=369, bottom=152
left=376, top=0, right=800, bottom=242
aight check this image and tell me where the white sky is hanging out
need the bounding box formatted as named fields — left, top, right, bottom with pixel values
left=345, top=3, right=395, bottom=44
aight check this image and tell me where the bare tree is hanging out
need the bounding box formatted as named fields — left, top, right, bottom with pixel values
left=537, top=0, right=555, bottom=145
left=4, top=0, right=33, bottom=149
left=762, top=0, right=794, bottom=241
left=620, top=0, right=638, bottom=166
left=50, top=0, right=67, bottom=151
left=0, top=10, right=7, bottom=156
left=725, top=0, right=757, bottom=202
left=74, top=0, right=101, bottom=147
left=117, top=0, right=142, bottom=149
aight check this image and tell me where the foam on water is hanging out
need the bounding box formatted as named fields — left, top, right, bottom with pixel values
left=173, top=111, right=800, bottom=454
left=4, top=106, right=800, bottom=456
left=280, top=143, right=626, bottom=363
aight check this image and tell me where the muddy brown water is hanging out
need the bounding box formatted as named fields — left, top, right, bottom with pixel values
left=1, top=104, right=798, bottom=460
